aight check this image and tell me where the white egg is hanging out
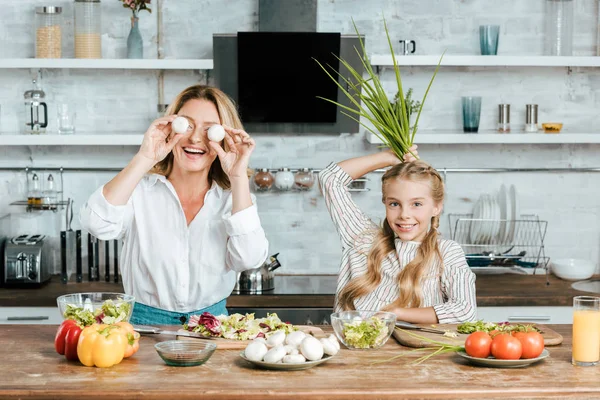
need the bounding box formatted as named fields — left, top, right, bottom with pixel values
left=300, top=336, right=324, bottom=361
left=328, top=334, right=341, bottom=351
left=263, top=345, right=287, bottom=363
left=244, top=341, right=268, bottom=362
left=320, top=337, right=338, bottom=356
left=171, top=116, right=190, bottom=134
left=266, top=330, right=286, bottom=347
left=285, top=330, right=306, bottom=347
left=282, top=354, right=306, bottom=364
left=207, top=124, right=226, bottom=142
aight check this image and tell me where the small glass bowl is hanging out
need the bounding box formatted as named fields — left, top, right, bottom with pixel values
left=56, top=292, right=135, bottom=322
left=155, top=340, right=217, bottom=367
left=331, top=310, right=396, bottom=350
left=541, top=122, right=563, bottom=133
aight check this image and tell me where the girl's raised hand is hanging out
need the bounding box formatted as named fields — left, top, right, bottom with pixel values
left=403, top=145, right=419, bottom=163
left=137, top=115, right=189, bottom=165
left=208, top=125, right=256, bottom=179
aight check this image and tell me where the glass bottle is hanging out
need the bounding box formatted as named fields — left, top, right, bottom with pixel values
left=74, top=0, right=102, bottom=59
left=42, top=174, right=57, bottom=206
left=28, top=173, right=42, bottom=206
left=275, top=168, right=294, bottom=191
left=545, top=0, right=574, bottom=56
left=35, top=6, right=63, bottom=58
left=253, top=168, right=274, bottom=191
left=294, top=168, right=315, bottom=191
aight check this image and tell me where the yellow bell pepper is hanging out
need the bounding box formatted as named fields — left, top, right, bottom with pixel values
left=77, top=324, right=128, bottom=368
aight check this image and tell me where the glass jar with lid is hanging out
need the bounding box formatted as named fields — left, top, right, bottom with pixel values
left=35, top=6, right=62, bottom=58
left=293, top=168, right=315, bottom=191
left=275, top=168, right=294, bottom=191
left=253, top=168, right=274, bottom=192
left=75, top=0, right=102, bottom=58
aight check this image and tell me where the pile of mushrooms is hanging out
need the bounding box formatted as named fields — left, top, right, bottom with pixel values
left=244, top=330, right=340, bottom=364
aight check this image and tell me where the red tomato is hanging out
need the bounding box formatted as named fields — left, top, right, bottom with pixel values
left=512, top=331, right=545, bottom=359
left=491, top=334, right=522, bottom=360
left=464, top=332, right=492, bottom=358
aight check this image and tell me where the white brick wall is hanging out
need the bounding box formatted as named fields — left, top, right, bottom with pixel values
left=0, top=0, right=599, bottom=275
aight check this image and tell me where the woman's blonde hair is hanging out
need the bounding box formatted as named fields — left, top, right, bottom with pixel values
left=338, top=160, right=445, bottom=311
left=152, top=85, right=243, bottom=189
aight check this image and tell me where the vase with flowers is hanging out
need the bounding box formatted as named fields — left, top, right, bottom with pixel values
left=120, top=0, right=151, bottom=59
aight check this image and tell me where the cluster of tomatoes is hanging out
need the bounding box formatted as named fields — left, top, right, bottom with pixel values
left=464, top=329, right=545, bottom=360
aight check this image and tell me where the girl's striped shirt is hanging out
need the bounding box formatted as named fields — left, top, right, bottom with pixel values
left=319, top=163, right=477, bottom=324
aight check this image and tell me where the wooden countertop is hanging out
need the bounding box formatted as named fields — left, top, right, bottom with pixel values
left=0, top=273, right=592, bottom=308
left=2, top=324, right=598, bottom=399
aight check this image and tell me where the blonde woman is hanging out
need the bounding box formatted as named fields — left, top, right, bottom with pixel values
left=319, top=146, right=476, bottom=324
left=80, top=85, right=269, bottom=325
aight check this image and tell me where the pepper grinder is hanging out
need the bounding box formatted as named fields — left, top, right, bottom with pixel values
left=498, top=104, right=510, bottom=133
left=525, top=104, right=538, bottom=132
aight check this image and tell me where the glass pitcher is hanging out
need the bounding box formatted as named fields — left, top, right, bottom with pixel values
left=23, top=80, right=48, bottom=134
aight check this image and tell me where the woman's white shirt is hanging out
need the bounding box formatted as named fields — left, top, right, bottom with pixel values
left=80, top=173, right=269, bottom=313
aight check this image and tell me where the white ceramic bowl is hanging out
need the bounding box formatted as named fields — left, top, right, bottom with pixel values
left=551, top=258, right=596, bottom=281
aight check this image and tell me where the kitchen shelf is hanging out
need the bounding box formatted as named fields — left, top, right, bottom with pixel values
left=0, top=134, right=143, bottom=146
left=10, top=200, right=68, bottom=212
left=365, top=131, right=600, bottom=144
left=369, top=55, right=600, bottom=67
left=0, top=58, right=214, bottom=70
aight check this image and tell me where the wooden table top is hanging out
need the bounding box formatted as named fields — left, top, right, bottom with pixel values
left=1, top=324, right=598, bottom=399
left=0, top=273, right=591, bottom=308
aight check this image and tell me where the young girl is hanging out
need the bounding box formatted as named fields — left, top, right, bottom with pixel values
left=319, top=146, right=476, bottom=324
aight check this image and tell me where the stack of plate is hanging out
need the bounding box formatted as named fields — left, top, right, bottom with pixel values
left=469, top=184, right=519, bottom=245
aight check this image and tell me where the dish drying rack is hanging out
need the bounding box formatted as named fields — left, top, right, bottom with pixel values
left=448, top=213, right=550, bottom=282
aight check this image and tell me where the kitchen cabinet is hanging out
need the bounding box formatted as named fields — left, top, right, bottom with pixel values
left=477, top=306, right=572, bottom=324
left=0, top=307, right=62, bottom=325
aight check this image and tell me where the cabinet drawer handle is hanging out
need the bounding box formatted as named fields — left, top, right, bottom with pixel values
left=7, top=316, right=49, bottom=321
left=508, top=316, right=551, bottom=321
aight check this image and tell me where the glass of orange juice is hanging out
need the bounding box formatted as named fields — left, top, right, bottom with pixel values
left=572, top=296, right=600, bottom=366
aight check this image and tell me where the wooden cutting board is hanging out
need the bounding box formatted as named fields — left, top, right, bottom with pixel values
left=392, top=323, right=563, bottom=348
left=176, top=325, right=326, bottom=350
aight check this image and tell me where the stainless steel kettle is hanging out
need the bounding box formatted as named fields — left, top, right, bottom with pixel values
left=233, top=253, right=281, bottom=294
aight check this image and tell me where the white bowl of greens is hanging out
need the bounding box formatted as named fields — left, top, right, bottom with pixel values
left=331, top=310, right=396, bottom=350
left=57, top=292, right=135, bottom=326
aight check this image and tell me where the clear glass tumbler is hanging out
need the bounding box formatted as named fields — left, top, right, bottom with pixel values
left=461, top=96, right=482, bottom=133
left=57, top=103, right=76, bottom=134
left=572, top=296, right=600, bottom=366
left=479, top=25, right=500, bottom=55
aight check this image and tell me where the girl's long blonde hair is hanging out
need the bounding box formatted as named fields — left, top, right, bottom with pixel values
left=152, top=85, right=243, bottom=189
left=338, top=160, right=445, bottom=311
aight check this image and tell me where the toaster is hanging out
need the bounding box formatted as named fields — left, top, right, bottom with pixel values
left=3, top=234, right=51, bottom=286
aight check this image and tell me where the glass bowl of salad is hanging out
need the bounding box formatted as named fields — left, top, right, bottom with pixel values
left=331, top=310, right=396, bottom=350
left=57, top=292, right=135, bottom=326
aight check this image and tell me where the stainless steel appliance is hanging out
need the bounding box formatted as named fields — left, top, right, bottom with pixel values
left=233, top=253, right=281, bottom=294
left=3, top=234, right=51, bottom=286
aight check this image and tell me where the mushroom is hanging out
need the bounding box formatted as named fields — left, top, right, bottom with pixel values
left=244, top=341, right=268, bottom=362
left=263, top=345, right=287, bottom=363
left=328, top=334, right=341, bottom=351
left=283, top=344, right=297, bottom=354
left=285, top=330, right=306, bottom=347
left=320, top=338, right=339, bottom=356
left=207, top=124, right=226, bottom=142
left=266, top=330, right=286, bottom=348
left=171, top=116, right=190, bottom=134
left=252, top=337, right=267, bottom=346
left=299, top=335, right=324, bottom=361
left=282, top=354, right=306, bottom=364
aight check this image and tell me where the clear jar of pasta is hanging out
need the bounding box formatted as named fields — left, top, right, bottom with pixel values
left=35, top=6, right=63, bottom=58
left=75, top=0, right=102, bottom=58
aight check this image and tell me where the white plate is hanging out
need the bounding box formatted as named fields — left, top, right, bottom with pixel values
left=507, top=185, right=519, bottom=242
left=239, top=352, right=334, bottom=371
left=500, top=184, right=512, bottom=243
left=479, top=194, right=493, bottom=244
left=487, top=196, right=501, bottom=245
left=469, top=195, right=485, bottom=244
left=457, top=349, right=549, bottom=368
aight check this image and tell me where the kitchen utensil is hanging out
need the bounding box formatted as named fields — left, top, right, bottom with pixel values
left=395, top=320, right=447, bottom=335
left=93, top=236, right=99, bottom=281
left=134, top=325, right=215, bottom=340
left=60, top=198, right=76, bottom=283
left=56, top=292, right=135, bottom=322
left=87, top=232, right=92, bottom=281
left=154, top=340, right=217, bottom=367
left=22, top=79, right=48, bottom=135
left=104, top=240, right=110, bottom=282
left=234, top=253, right=282, bottom=294
left=330, top=310, right=396, bottom=349
left=75, top=229, right=82, bottom=282
left=239, top=351, right=334, bottom=371
left=398, top=39, right=416, bottom=55
left=60, top=231, right=67, bottom=284
left=113, top=239, right=118, bottom=283
left=3, top=234, right=51, bottom=286
left=457, top=349, right=549, bottom=368
left=551, top=258, right=596, bottom=281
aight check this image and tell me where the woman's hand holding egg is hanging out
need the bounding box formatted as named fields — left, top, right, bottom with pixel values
left=137, top=115, right=189, bottom=166
left=208, top=125, right=256, bottom=179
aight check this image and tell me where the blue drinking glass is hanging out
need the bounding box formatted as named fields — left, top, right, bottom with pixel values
left=462, top=96, right=482, bottom=133
left=480, top=25, right=500, bottom=55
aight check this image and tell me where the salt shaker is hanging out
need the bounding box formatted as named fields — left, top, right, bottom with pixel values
left=525, top=104, right=538, bottom=132
left=293, top=168, right=315, bottom=191
left=498, top=104, right=510, bottom=133
left=253, top=168, right=274, bottom=192
left=274, top=168, right=294, bottom=191
left=42, top=174, right=57, bottom=205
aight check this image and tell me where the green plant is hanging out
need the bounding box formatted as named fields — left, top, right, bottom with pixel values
left=392, top=88, right=421, bottom=129
left=314, top=18, right=443, bottom=158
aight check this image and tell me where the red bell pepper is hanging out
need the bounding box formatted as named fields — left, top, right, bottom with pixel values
left=54, top=319, right=83, bottom=361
